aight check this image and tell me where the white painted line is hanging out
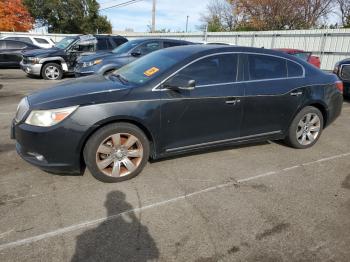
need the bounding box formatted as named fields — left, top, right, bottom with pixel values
left=0, top=151, right=349, bottom=251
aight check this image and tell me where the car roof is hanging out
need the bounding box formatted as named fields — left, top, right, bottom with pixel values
left=162, top=44, right=297, bottom=57
left=0, top=39, right=38, bottom=47
left=275, top=48, right=305, bottom=53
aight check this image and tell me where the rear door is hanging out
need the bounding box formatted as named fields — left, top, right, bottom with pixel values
left=240, top=53, right=305, bottom=137
left=160, top=53, right=245, bottom=152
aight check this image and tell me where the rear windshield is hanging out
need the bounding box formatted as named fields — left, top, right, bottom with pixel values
left=112, top=49, right=189, bottom=85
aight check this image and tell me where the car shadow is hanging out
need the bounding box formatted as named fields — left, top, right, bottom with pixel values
left=71, top=191, right=159, bottom=262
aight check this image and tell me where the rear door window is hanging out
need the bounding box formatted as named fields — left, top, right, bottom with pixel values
left=287, top=60, right=304, bottom=77
left=34, top=38, right=49, bottom=44
left=175, top=54, right=238, bottom=86
left=97, top=38, right=109, bottom=50
left=248, top=54, right=287, bottom=80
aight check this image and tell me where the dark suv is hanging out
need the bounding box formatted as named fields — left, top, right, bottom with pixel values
left=20, top=34, right=128, bottom=80
left=334, top=59, right=350, bottom=97
left=74, top=38, right=193, bottom=77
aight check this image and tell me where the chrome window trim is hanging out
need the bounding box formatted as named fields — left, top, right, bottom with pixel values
left=152, top=51, right=306, bottom=92
left=165, top=130, right=282, bottom=152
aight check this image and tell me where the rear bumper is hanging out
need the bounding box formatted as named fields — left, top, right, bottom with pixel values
left=20, top=61, right=42, bottom=76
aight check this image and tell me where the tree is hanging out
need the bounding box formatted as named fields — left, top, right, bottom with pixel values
left=200, top=0, right=237, bottom=32
left=235, top=0, right=334, bottom=30
left=23, top=0, right=112, bottom=34
left=0, top=0, right=33, bottom=31
left=337, top=0, right=350, bottom=27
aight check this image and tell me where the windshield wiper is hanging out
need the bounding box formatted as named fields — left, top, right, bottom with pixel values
left=110, top=74, right=129, bottom=84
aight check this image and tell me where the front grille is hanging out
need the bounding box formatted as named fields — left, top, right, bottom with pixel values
left=340, top=64, right=350, bottom=81
left=15, top=97, right=29, bottom=122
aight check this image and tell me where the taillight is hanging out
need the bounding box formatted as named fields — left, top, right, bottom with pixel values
left=336, top=81, right=343, bottom=94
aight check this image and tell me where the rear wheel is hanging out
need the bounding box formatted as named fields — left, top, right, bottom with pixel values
left=42, top=63, right=63, bottom=80
left=84, top=123, right=150, bottom=182
left=285, top=106, right=323, bottom=149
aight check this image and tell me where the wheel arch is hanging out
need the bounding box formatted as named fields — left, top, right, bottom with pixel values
left=78, top=117, right=157, bottom=168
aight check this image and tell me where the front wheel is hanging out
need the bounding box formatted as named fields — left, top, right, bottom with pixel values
left=285, top=106, right=324, bottom=149
left=84, top=123, right=150, bottom=183
left=42, top=63, right=63, bottom=80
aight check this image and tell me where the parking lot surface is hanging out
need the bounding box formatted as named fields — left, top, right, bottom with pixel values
left=0, top=69, right=350, bottom=262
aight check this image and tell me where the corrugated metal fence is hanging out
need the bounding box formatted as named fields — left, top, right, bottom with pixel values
left=2, top=29, right=350, bottom=70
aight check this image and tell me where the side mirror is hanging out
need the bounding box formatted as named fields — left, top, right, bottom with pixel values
left=163, top=76, right=196, bottom=91
left=131, top=50, right=142, bottom=57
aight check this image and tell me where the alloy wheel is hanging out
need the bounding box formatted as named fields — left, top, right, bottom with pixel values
left=296, top=113, right=321, bottom=146
left=95, top=133, right=143, bottom=177
left=45, top=66, right=60, bottom=80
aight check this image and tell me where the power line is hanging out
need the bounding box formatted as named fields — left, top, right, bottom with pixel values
left=99, top=0, right=145, bottom=11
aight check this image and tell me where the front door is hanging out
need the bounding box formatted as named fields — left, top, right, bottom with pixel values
left=160, top=53, right=244, bottom=153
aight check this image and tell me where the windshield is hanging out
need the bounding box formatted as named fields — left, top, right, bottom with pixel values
left=112, top=49, right=189, bottom=85
left=55, top=37, right=76, bottom=49
left=112, top=40, right=141, bottom=55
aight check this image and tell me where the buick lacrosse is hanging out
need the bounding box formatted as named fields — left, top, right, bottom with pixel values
left=12, top=45, right=343, bottom=182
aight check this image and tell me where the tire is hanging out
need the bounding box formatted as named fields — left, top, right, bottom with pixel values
left=42, top=63, right=63, bottom=80
left=84, top=123, right=150, bottom=183
left=285, top=106, right=324, bottom=149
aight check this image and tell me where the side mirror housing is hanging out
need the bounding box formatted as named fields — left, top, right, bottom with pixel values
left=163, top=76, right=196, bottom=91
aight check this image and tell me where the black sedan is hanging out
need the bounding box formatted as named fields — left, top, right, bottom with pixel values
left=0, top=40, right=40, bottom=68
left=74, top=38, right=192, bottom=77
left=12, top=45, right=343, bottom=182
left=334, top=59, right=350, bottom=97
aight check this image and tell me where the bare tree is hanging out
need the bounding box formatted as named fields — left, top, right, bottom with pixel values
left=200, top=0, right=237, bottom=31
left=337, top=0, right=350, bottom=26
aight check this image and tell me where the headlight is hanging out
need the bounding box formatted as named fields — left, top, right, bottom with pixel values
left=82, top=59, right=103, bottom=67
left=15, top=97, right=29, bottom=122
left=27, top=57, right=40, bottom=64
left=25, top=106, right=78, bottom=127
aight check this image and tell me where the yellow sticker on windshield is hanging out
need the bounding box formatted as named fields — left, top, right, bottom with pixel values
left=144, top=67, right=160, bottom=77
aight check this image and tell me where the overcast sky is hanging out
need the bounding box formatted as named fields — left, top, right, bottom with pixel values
left=98, top=0, right=210, bottom=32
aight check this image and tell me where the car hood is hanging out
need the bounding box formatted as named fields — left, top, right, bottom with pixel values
left=78, top=51, right=129, bottom=63
left=23, top=47, right=64, bottom=57
left=28, top=74, right=132, bottom=109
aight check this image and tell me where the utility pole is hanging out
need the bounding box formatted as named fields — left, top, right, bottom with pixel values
left=186, top=15, right=189, bottom=33
left=152, top=0, right=156, bottom=33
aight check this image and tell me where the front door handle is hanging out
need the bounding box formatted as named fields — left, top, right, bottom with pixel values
left=290, top=91, right=303, bottom=96
left=225, top=98, right=241, bottom=105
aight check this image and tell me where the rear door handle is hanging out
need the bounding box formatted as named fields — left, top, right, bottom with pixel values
left=225, top=98, right=241, bottom=105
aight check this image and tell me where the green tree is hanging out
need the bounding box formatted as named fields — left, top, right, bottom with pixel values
left=23, top=0, right=112, bottom=33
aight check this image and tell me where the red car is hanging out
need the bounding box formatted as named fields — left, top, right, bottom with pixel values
left=275, top=48, right=321, bottom=68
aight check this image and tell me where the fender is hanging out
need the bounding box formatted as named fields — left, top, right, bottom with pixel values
left=38, top=56, right=69, bottom=72
left=97, top=63, right=123, bottom=75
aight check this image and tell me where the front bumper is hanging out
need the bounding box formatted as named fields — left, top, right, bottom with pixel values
left=11, top=119, right=84, bottom=175
left=74, top=64, right=96, bottom=77
left=20, top=61, right=42, bottom=76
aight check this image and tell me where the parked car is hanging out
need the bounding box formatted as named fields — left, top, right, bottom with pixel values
left=1, top=35, right=55, bottom=48
left=333, top=59, right=350, bottom=97
left=20, top=34, right=128, bottom=80
left=276, top=48, right=321, bottom=68
left=74, top=38, right=192, bottom=77
left=11, top=45, right=343, bottom=182
left=0, top=40, right=41, bottom=68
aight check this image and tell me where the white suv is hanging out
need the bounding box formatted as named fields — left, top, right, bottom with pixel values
left=1, top=35, right=55, bottom=48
